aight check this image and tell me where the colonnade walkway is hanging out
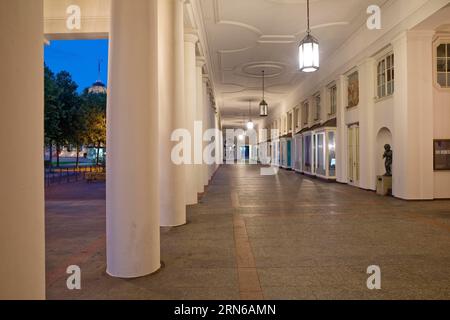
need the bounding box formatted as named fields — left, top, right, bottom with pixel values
left=45, top=165, right=450, bottom=299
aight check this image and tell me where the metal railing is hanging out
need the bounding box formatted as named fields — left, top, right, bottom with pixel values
left=44, top=165, right=105, bottom=187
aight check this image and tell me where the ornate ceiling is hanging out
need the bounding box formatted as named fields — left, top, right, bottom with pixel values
left=198, top=0, right=386, bottom=128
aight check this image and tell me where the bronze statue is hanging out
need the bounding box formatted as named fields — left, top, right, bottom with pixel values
left=383, top=144, right=392, bottom=176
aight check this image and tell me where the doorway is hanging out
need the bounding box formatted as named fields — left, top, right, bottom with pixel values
left=348, top=124, right=360, bottom=185
left=239, top=146, right=250, bottom=162
left=315, top=132, right=326, bottom=176
left=44, top=38, right=108, bottom=295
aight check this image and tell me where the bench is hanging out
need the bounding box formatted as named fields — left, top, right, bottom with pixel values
left=86, top=171, right=106, bottom=183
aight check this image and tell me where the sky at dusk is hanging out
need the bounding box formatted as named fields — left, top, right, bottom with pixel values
left=44, top=39, right=109, bottom=93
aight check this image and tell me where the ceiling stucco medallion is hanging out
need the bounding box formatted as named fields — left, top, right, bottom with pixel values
left=265, top=0, right=320, bottom=4
left=238, top=61, right=287, bottom=78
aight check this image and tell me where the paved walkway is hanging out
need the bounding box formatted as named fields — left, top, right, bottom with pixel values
left=46, top=165, right=450, bottom=299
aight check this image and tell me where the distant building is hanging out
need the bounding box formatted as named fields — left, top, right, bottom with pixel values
left=88, top=80, right=107, bottom=94
left=88, top=60, right=107, bottom=94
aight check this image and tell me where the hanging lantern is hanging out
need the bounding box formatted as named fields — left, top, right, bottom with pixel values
left=259, top=70, right=268, bottom=117
left=246, top=121, right=254, bottom=130
left=299, top=0, right=319, bottom=73
left=259, top=100, right=268, bottom=117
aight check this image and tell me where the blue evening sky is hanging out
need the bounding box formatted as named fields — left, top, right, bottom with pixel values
left=44, top=39, right=109, bottom=93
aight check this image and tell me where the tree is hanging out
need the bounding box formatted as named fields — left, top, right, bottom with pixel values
left=68, top=105, right=87, bottom=168
left=44, top=65, right=61, bottom=166
left=44, top=67, right=107, bottom=168
left=86, top=110, right=106, bottom=165
left=81, top=90, right=107, bottom=166
left=54, top=71, right=80, bottom=167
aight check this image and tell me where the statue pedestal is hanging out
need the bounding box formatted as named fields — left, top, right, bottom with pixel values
left=376, top=175, right=392, bottom=196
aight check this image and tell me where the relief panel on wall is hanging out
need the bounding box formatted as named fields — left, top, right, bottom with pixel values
left=347, top=71, right=359, bottom=108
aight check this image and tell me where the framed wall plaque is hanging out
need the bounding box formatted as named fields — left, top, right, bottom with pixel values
left=434, top=139, right=450, bottom=171
left=347, top=71, right=359, bottom=108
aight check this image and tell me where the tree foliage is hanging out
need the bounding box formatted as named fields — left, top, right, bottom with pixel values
left=81, top=90, right=107, bottom=165
left=44, top=66, right=107, bottom=167
left=44, top=66, right=61, bottom=163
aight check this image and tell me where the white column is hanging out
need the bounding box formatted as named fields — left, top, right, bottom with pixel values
left=392, top=31, right=434, bottom=200
left=184, top=33, right=199, bottom=205
left=195, top=57, right=206, bottom=193
left=208, top=92, right=216, bottom=179
left=107, top=0, right=160, bottom=278
left=0, top=0, right=45, bottom=300
left=407, top=31, right=434, bottom=199
left=392, top=33, right=409, bottom=199
left=201, top=74, right=210, bottom=186
left=158, top=0, right=186, bottom=226
left=358, top=58, right=376, bottom=190
left=336, top=75, right=348, bottom=184
left=215, top=112, right=222, bottom=171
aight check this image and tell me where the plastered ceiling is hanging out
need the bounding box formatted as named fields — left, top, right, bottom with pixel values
left=198, top=0, right=386, bottom=128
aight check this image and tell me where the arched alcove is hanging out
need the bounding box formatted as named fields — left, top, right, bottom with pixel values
left=376, top=127, right=393, bottom=176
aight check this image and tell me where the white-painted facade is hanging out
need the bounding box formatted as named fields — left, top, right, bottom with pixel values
left=260, top=1, right=450, bottom=200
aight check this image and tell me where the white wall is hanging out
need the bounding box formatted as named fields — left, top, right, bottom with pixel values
left=44, top=0, right=110, bottom=39
left=433, top=54, right=450, bottom=199
left=261, top=0, right=450, bottom=200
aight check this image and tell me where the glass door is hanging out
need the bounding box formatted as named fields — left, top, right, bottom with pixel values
left=239, top=146, right=249, bottom=162
left=312, top=134, right=317, bottom=174
left=287, top=140, right=292, bottom=168
left=315, top=132, right=326, bottom=176
left=303, top=134, right=312, bottom=173
left=296, top=135, right=303, bottom=172
left=348, top=125, right=360, bottom=185
left=328, top=131, right=336, bottom=177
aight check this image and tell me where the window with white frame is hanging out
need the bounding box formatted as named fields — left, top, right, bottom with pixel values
left=377, top=53, right=395, bottom=98
left=294, top=107, right=299, bottom=129
left=302, top=101, right=309, bottom=126
left=314, top=94, right=321, bottom=121
left=329, top=85, right=337, bottom=115
left=437, top=43, right=450, bottom=88
left=287, top=112, right=293, bottom=132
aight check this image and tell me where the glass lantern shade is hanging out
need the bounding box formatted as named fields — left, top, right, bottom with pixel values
left=246, top=120, right=254, bottom=130
left=259, top=99, right=268, bottom=117
left=299, top=34, right=319, bottom=73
